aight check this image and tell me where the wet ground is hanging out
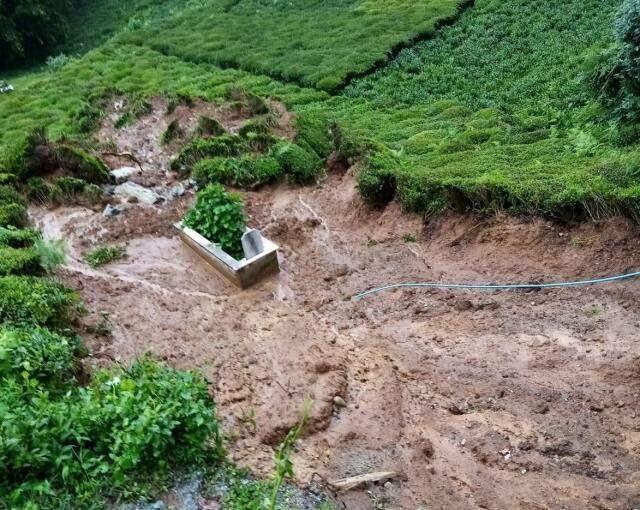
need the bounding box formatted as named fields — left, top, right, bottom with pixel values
left=30, top=99, right=640, bottom=509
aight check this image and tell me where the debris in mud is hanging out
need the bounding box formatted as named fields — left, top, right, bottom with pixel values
left=110, top=166, right=141, bottom=184
left=114, top=182, right=163, bottom=205
left=333, top=395, right=347, bottom=408
left=103, top=204, right=123, bottom=217
left=447, top=401, right=470, bottom=415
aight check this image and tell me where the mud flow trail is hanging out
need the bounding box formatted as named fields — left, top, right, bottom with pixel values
left=31, top=99, right=640, bottom=510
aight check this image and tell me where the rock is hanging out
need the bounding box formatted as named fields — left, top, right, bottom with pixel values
left=103, top=204, right=123, bottom=217
left=114, top=182, right=163, bottom=205
left=183, top=179, right=197, bottom=189
left=333, top=395, right=347, bottom=408
left=110, top=166, right=139, bottom=184
left=590, top=403, right=605, bottom=412
left=165, top=182, right=186, bottom=199
left=533, top=403, right=550, bottom=414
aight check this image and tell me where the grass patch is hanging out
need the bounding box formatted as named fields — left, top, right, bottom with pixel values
left=85, top=245, right=126, bottom=268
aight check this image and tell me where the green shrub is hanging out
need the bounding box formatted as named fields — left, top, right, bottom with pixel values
left=294, top=113, right=333, bottom=159
left=183, top=184, right=246, bottom=259
left=85, top=245, right=126, bottom=268
left=0, top=327, right=79, bottom=383
left=272, top=142, right=323, bottom=185
left=0, top=276, right=78, bottom=328
left=0, top=358, right=223, bottom=508
left=54, top=145, right=110, bottom=184
left=53, top=176, right=87, bottom=196
left=34, top=239, right=67, bottom=273
left=193, top=155, right=282, bottom=188
left=0, top=173, right=17, bottom=185
left=0, top=227, right=40, bottom=249
left=238, top=119, right=271, bottom=137
left=0, top=246, right=41, bottom=275
left=0, top=185, right=26, bottom=208
left=172, top=135, right=250, bottom=174
left=197, top=116, right=226, bottom=137
left=357, top=146, right=399, bottom=208
left=0, top=203, right=28, bottom=229
left=26, top=177, right=53, bottom=203
left=246, top=93, right=270, bottom=115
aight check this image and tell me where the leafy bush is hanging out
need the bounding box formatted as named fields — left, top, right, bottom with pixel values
left=294, top=113, right=333, bottom=160
left=46, top=53, right=75, bottom=70
left=0, top=203, right=28, bottom=229
left=0, top=358, right=223, bottom=508
left=0, top=276, right=78, bottom=328
left=0, top=246, right=41, bottom=276
left=0, top=0, right=74, bottom=70
left=273, top=142, right=323, bottom=185
left=193, top=155, right=282, bottom=188
left=0, top=327, right=79, bottom=383
left=588, top=0, right=640, bottom=126
left=183, top=184, right=246, bottom=259
left=54, top=145, right=110, bottom=184
left=357, top=146, right=399, bottom=208
left=0, top=227, right=40, bottom=249
left=172, top=135, right=250, bottom=174
left=34, top=239, right=67, bottom=273
left=85, top=245, right=126, bottom=268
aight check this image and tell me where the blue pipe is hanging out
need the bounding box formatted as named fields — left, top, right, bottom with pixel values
left=353, top=270, right=640, bottom=300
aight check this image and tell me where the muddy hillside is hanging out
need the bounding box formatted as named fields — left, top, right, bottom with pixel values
left=32, top=99, right=640, bottom=510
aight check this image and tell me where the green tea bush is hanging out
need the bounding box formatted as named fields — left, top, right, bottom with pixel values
left=0, top=203, right=28, bottom=229
left=0, top=326, right=79, bottom=383
left=0, top=246, right=41, bottom=276
left=294, top=113, right=333, bottom=160
left=0, top=358, right=223, bottom=508
left=272, top=142, right=323, bottom=185
left=183, top=184, right=246, bottom=259
left=172, top=135, right=250, bottom=174
left=357, top=146, right=400, bottom=208
left=85, top=245, right=126, bottom=268
left=0, top=276, right=78, bottom=328
left=54, top=145, right=110, bottom=184
left=193, top=155, right=282, bottom=188
left=0, top=227, right=40, bottom=249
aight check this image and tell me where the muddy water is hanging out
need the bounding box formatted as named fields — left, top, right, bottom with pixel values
left=29, top=168, right=640, bottom=510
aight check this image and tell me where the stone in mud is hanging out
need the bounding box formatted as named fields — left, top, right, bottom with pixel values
left=333, top=395, right=347, bottom=408
left=110, top=166, right=140, bottom=184
left=165, top=182, right=186, bottom=200
left=114, top=182, right=163, bottom=205
left=103, top=204, right=123, bottom=217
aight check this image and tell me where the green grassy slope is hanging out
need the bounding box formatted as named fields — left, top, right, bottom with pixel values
left=121, top=0, right=464, bottom=91
left=327, top=0, right=640, bottom=220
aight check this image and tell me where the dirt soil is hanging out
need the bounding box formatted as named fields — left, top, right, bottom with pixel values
left=30, top=100, right=640, bottom=510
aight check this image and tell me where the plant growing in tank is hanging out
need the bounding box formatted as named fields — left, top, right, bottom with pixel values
left=183, top=183, right=246, bottom=260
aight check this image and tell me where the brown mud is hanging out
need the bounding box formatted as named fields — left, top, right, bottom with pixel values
left=30, top=99, right=640, bottom=510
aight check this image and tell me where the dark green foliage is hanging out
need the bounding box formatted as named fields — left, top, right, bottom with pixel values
left=0, top=203, right=28, bottom=229
left=357, top=147, right=399, bottom=208
left=238, top=119, right=271, bottom=138
left=54, top=176, right=87, bottom=196
left=0, top=358, right=223, bottom=508
left=0, top=0, right=74, bottom=70
left=0, top=227, right=40, bottom=249
left=183, top=184, right=246, bottom=259
left=588, top=0, right=640, bottom=126
left=122, top=0, right=463, bottom=91
left=0, top=276, right=78, bottom=328
left=273, top=142, right=323, bottom=185
left=172, top=135, right=250, bottom=174
left=197, top=116, right=226, bottom=137
left=294, top=113, right=333, bottom=160
left=0, top=246, right=41, bottom=276
left=0, top=327, right=79, bottom=383
left=85, top=245, right=126, bottom=268
left=161, top=119, right=183, bottom=145
left=54, top=145, right=110, bottom=184
left=193, top=155, right=282, bottom=188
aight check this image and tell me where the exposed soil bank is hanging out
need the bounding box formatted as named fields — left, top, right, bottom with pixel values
left=31, top=168, right=640, bottom=509
left=28, top=97, right=640, bottom=509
